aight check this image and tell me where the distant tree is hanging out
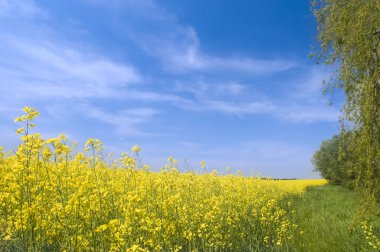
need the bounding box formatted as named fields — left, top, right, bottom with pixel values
left=312, top=134, right=355, bottom=187
left=312, top=0, right=380, bottom=199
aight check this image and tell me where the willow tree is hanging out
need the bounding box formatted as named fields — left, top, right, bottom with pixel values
left=312, top=0, right=380, bottom=200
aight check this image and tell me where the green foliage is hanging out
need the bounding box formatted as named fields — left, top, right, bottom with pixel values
left=312, top=0, right=380, bottom=201
left=312, top=134, right=355, bottom=187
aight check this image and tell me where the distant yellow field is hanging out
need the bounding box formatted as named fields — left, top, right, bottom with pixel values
left=0, top=107, right=327, bottom=251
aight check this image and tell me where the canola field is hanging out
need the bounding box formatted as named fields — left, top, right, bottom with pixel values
left=0, top=107, right=326, bottom=251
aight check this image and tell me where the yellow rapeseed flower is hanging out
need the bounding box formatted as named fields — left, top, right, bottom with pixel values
left=0, top=107, right=329, bottom=251
left=15, top=127, right=24, bottom=135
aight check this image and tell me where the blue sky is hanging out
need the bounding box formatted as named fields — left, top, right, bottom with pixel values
left=0, top=0, right=341, bottom=178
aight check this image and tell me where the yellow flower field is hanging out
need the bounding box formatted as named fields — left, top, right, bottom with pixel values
left=0, top=107, right=326, bottom=251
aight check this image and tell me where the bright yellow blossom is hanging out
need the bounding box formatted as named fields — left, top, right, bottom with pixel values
left=15, top=127, right=24, bottom=135
left=0, top=107, right=328, bottom=251
left=131, top=145, right=141, bottom=153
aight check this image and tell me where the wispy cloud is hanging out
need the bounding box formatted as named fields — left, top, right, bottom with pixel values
left=0, top=34, right=141, bottom=100
left=177, top=98, right=338, bottom=123
left=0, top=1, right=338, bottom=124
left=79, top=0, right=337, bottom=123
left=132, top=24, right=296, bottom=75
left=80, top=105, right=159, bottom=136
left=281, top=67, right=340, bottom=122
left=0, top=0, right=45, bottom=18
left=0, top=0, right=161, bottom=137
left=170, top=66, right=339, bottom=123
left=174, top=80, right=246, bottom=97
left=87, top=0, right=296, bottom=75
left=278, top=104, right=338, bottom=122
left=0, top=0, right=338, bottom=178
left=203, top=100, right=275, bottom=115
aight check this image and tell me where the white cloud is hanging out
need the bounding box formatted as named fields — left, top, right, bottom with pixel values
left=0, top=0, right=339, bottom=145
left=182, top=98, right=338, bottom=123
left=0, top=0, right=336, bottom=179
left=0, top=0, right=160, bottom=138
left=81, top=105, right=158, bottom=136
left=134, top=25, right=296, bottom=74
left=203, top=100, right=275, bottom=115
left=291, top=67, right=330, bottom=100
left=8, top=102, right=160, bottom=138
left=215, top=82, right=245, bottom=95
left=174, top=80, right=246, bottom=97
left=0, top=34, right=141, bottom=100
left=82, top=0, right=169, bottom=20
left=74, top=0, right=337, bottom=124
left=171, top=66, right=339, bottom=123
left=80, top=0, right=337, bottom=124
left=92, top=0, right=297, bottom=75
left=279, top=104, right=339, bottom=122
left=0, top=0, right=46, bottom=18
left=280, top=67, right=341, bottom=122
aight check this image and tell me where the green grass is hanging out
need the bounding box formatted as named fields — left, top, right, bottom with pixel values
left=286, top=185, right=374, bottom=252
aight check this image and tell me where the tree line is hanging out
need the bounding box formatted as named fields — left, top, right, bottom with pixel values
left=311, top=0, right=380, bottom=204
